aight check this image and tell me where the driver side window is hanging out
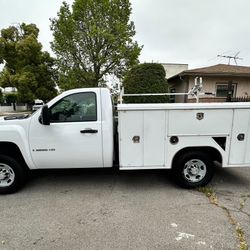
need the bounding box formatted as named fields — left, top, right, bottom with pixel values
left=50, top=92, right=97, bottom=122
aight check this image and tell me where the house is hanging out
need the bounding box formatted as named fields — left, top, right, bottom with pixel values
left=168, top=64, right=250, bottom=103
left=162, top=63, right=188, bottom=79
left=0, top=87, right=17, bottom=94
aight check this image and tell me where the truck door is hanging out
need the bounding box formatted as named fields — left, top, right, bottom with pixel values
left=29, top=91, right=103, bottom=169
left=229, top=109, right=250, bottom=165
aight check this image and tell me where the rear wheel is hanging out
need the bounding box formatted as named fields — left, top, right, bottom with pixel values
left=0, top=155, right=26, bottom=194
left=173, top=151, right=214, bottom=188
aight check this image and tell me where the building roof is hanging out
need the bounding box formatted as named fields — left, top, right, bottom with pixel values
left=168, top=64, right=250, bottom=80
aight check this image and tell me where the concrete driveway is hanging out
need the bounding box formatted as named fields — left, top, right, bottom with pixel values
left=0, top=167, right=249, bottom=250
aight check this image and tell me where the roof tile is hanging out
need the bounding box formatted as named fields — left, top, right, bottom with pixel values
left=184, top=64, right=250, bottom=74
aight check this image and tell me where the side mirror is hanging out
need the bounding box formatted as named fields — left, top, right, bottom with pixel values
left=39, top=105, right=50, bottom=125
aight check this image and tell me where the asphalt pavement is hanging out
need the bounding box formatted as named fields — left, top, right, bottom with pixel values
left=0, top=167, right=249, bottom=250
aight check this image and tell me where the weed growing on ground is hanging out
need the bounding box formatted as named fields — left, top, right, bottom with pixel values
left=197, top=186, right=248, bottom=250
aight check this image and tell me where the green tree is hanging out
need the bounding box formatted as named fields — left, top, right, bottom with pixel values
left=5, top=92, right=17, bottom=104
left=0, top=89, right=3, bottom=103
left=123, top=63, right=169, bottom=103
left=50, top=0, right=142, bottom=90
left=4, top=92, right=18, bottom=110
left=0, top=23, right=57, bottom=103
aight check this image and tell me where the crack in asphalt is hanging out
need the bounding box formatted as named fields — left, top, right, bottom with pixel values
left=216, top=194, right=250, bottom=220
left=216, top=191, right=250, bottom=199
left=198, top=187, right=248, bottom=250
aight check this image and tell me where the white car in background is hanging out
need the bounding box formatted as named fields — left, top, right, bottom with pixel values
left=32, top=99, right=44, bottom=111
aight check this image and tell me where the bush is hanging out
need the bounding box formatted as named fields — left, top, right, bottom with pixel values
left=123, top=63, right=169, bottom=103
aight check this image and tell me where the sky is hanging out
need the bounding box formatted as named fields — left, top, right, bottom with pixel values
left=0, top=0, right=250, bottom=69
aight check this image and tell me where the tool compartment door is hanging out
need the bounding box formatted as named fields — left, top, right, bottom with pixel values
left=118, top=110, right=166, bottom=168
left=229, top=109, right=250, bottom=165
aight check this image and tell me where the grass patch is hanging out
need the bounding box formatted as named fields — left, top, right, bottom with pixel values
left=239, top=198, right=246, bottom=211
left=236, top=225, right=248, bottom=250
left=197, top=186, right=218, bottom=205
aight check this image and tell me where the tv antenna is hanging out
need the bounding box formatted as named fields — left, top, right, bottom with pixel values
left=217, top=51, right=243, bottom=65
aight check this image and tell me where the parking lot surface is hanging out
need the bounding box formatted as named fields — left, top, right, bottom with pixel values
left=0, top=167, right=249, bottom=250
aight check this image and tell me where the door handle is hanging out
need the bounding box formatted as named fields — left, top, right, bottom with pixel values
left=80, top=129, right=98, bottom=134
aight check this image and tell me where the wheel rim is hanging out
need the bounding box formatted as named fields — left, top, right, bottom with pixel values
left=0, top=163, right=15, bottom=187
left=183, top=159, right=207, bottom=183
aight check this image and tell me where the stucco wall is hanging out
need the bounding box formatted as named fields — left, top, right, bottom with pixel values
left=162, top=63, right=188, bottom=79
left=169, top=75, right=250, bottom=103
left=168, top=77, right=188, bottom=103
left=187, top=76, right=250, bottom=102
left=236, top=77, right=250, bottom=96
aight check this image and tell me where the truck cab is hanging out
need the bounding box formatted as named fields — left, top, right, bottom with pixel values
left=29, top=88, right=114, bottom=169
left=0, top=88, right=114, bottom=194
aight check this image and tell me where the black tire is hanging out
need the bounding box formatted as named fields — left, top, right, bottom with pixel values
left=172, top=151, right=214, bottom=188
left=0, top=155, right=26, bottom=194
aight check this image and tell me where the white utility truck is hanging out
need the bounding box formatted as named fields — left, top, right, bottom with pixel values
left=0, top=87, right=249, bottom=193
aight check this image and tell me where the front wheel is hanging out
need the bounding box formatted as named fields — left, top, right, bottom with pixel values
left=0, top=155, right=26, bottom=194
left=172, top=151, right=214, bottom=188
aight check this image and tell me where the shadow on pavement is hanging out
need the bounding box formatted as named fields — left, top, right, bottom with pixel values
left=24, top=168, right=176, bottom=191
left=21, top=166, right=250, bottom=192
left=213, top=166, right=250, bottom=188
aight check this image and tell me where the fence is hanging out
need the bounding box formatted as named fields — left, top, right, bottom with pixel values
left=228, top=96, right=250, bottom=102
left=0, top=103, right=28, bottom=113
left=188, top=97, right=227, bottom=103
